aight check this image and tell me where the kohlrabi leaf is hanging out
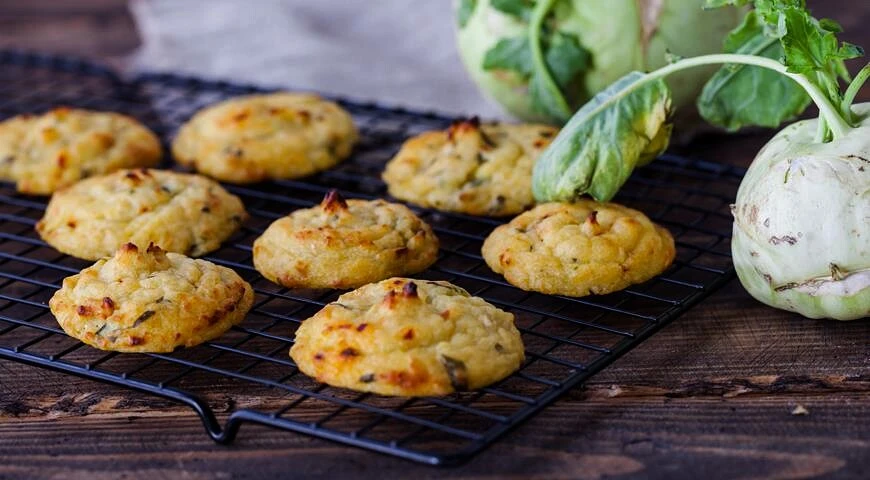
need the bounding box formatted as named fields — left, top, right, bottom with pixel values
left=525, top=0, right=573, bottom=123
left=818, top=18, right=843, bottom=33
left=482, top=36, right=533, bottom=76
left=779, top=6, right=863, bottom=75
left=837, top=43, right=865, bottom=62
left=480, top=31, right=588, bottom=120
left=752, top=0, right=803, bottom=20
left=490, top=0, right=533, bottom=21
left=698, top=10, right=811, bottom=130
left=456, top=0, right=477, bottom=28
left=529, top=68, right=572, bottom=122
left=544, top=31, right=590, bottom=88
left=532, top=71, right=672, bottom=202
left=721, top=10, right=772, bottom=52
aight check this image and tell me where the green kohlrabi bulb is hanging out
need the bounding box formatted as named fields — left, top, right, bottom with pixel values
left=455, top=0, right=743, bottom=125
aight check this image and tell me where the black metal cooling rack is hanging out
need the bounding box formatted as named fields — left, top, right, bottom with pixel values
left=0, top=50, right=743, bottom=466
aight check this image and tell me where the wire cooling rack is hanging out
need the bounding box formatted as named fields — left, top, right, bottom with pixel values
left=0, top=50, right=743, bottom=466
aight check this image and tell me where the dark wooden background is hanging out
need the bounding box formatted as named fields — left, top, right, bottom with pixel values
left=0, top=1, right=868, bottom=479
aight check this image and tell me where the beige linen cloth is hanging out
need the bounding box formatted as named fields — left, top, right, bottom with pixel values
left=129, top=0, right=505, bottom=118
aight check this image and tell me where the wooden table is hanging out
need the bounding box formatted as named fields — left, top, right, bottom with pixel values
left=1, top=1, right=868, bottom=478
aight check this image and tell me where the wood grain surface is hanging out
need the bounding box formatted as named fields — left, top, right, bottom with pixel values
left=1, top=1, right=869, bottom=479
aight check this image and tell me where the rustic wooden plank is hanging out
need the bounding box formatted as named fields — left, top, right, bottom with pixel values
left=1, top=281, right=868, bottom=478
left=0, top=393, right=867, bottom=479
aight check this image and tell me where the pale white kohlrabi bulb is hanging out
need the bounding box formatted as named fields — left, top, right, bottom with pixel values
left=731, top=103, right=870, bottom=320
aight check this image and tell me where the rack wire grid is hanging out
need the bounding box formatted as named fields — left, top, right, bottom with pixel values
left=0, top=50, right=743, bottom=466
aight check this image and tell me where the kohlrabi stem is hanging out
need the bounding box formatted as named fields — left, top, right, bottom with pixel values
left=843, top=63, right=870, bottom=115
left=815, top=71, right=839, bottom=140
left=528, top=0, right=556, bottom=78
left=528, top=0, right=571, bottom=121
left=641, top=54, right=852, bottom=140
left=814, top=115, right=830, bottom=143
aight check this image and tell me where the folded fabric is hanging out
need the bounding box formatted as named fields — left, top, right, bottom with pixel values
left=128, top=0, right=505, bottom=118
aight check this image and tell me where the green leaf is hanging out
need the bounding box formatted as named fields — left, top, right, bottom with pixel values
left=482, top=36, right=533, bottom=76
left=456, top=0, right=477, bottom=28
left=490, top=0, right=533, bottom=21
left=529, top=69, right=572, bottom=122
left=722, top=10, right=771, bottom=52
left=525, top=0, right=573, bottom=123
left=838, top=42, right=864, bottom=60
left=544, top=31, right=590, bottom=89
left=818, top=18, right=843, bottom=33
left=779, top=8, right=833, bottom=73
left=481, top=32, right=587, bottom=116
left=532, top=71, right=673, bottom=202
left=752, top=0, right=803, bottom=26
left=698, top=10, right=811, bottom=130
left=779, top=7, right=862, bottom=75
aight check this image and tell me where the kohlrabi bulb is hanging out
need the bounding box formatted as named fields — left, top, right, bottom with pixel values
left=731, top=103, right=870, bottom=320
